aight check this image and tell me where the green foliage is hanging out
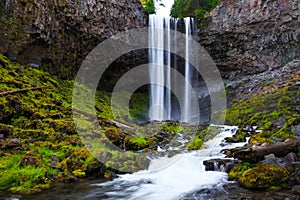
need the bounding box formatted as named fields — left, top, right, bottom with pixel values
left=290, top=40, right=297, bottom=45
left=0, top=154, right=50, bottom=194
left=262, top=78, right=274, bottom=87
left=171, top=0, right=220, bottom=21
left=162, top=122, right=183, bottom=133
left=72, top=169, right=86, bottom=178
left=140, top=0, right=155, bottom=14
left=170, top=0, right=186, bottom=18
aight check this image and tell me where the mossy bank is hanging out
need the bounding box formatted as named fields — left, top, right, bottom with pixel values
left=0, top=54, right=208, bottom=194
left=223, top=61, right=300, bottom=192
left=0, top=54, right=151, bottom=194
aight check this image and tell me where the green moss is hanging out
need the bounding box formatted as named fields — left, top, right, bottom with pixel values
left=0, top=154, right=50, bottom=194
left=186, top=137, right=204, bottom=150
left=225, top=129, right=248, bottom=143
left=238, top=163, right=290, bottom=190
left=228, top=162, right=257, bottom=180
left=0, top=54, right=154, bottom=193
left=129, top=92, right=149, bottom=121
left=96, top=91, right=149, bottom=123
left=72, top=169, right=86, bottom=178
left=290, top=40, right=297, bottom=45
left=225, top=75, right=300, bottom=144
left=125, top=136, right=149, bottom=151
left=162, top=122, right=184, bottom=133
left=185, top=125, right=222, bottom=150
left=249, top=132, right=272, bottom=144
left=104, top=127, right=126, bottom=146
left=0, top=55, right=109, bottom=193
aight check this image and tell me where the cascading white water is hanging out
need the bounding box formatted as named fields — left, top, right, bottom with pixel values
left=149, top=15, right=166, bottom=121
left=149, top=4, right=195, bottom=122
left=182, top=17, right=192, bottom=122
left=166, top=18, right=172, bottom=120
left=92, top=126, right=248, bottom=200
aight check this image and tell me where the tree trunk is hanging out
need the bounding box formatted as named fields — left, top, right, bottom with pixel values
left=233, top=140, right=300, bottom=163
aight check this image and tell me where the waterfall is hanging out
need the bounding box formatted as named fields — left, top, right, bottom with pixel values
left=148, top=14, right=195, bottom=122
left=182, top=17, right=193, bottom=122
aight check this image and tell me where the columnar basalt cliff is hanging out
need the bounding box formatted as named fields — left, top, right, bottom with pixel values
left=0, top=0, right=146, bottom=78
left=200, top=0, right=300, bottom=80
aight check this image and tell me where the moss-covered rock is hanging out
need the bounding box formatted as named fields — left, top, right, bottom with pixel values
left=124, top=136, right=149, bottom=151
left=225, top=129, right=248, bottom=143
left=238, top=163, right=290, bottom=190
left=104, top=127, right=126, bottom=147
left=186, top=137, right=204, bottom=150
left=228, top=162, right=257, bottom=180
left=185, top=125, right=223, bottom=150
left=162, top=122, right=184, bottom=133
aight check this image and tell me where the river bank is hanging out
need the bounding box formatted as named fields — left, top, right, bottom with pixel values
left=1, top=125, right=298, bottom=200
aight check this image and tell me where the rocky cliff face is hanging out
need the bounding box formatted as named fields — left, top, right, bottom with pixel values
left=0, top=0, right=146, bottom=78
left=200, top=0, right=300, bottom=80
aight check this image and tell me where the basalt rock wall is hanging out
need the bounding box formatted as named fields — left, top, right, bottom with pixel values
left=200, top=0, right=300, bottom=80
left=0, top=0, right=146, bottom=78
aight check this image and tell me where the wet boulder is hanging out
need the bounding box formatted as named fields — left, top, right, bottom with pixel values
left=203, top=159, right=240, bottom=173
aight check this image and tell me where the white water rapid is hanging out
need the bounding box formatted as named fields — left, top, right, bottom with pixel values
left=91, top=126, right=248, bottom=200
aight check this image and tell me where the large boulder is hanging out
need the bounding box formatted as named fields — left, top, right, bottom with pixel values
left=238, top=163, right=290, bottom=190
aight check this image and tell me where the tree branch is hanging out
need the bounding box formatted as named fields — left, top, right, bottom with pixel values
left=0, top=86, right=50, bottom=97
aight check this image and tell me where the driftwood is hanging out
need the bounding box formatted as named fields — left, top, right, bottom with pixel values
left=0, top=86, right=50, bottom=97
left=233, top=140, right=300, bottom=163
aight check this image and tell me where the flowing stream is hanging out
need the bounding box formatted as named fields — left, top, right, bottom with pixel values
left=3, top=125, right=296, bottom=199
left=77, top=125, right=246, bottom=200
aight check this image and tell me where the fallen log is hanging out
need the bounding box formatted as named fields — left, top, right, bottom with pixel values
left=72, top=107, right=134, bottom=131
left=0, top=86, right=50, bottom=97
left=233, top=140, right=300, bottom=163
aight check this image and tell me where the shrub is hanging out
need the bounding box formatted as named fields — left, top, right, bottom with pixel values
left=140, top=0, right=155, bottom=14
left=171, top=0, right=220, bottom=20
